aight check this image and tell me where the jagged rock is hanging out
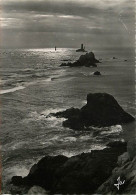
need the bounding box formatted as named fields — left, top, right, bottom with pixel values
left=11, top=141, right=127, bottom=194
left=107, top=141, right=127, bottom=148
left=51, top=93, right=135, bottom=130
left=11, top=176, right=23, bottom=186
left=49, top=107, right=80, bottom=119
left=60, top=52, right=100, bottom=67
left=96, top=152, right=136, bottom=194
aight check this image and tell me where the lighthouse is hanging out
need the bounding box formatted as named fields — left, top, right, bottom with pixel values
left=76, top=43, right=87, bottom=52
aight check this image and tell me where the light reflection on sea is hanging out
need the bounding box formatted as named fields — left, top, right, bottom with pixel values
left=0, top=47, right=135, bottom=193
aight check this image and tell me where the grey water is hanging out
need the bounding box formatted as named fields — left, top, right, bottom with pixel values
left=0, top=47, right=135, bottom=193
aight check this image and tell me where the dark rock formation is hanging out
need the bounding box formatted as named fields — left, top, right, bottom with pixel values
left=97, top=152, right=136, bottom=194
left=11, top=141, right=127, bottom=194
left=60, top=52, right=100, bottom=67
left=61, top=59, right=71, bottom=62
left=50, top=93, right=134, bottom=130
left=93, top=71, right=101, bottom=76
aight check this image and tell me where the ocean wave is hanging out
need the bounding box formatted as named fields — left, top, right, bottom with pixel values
left=43, top=77, right=52, bottom=82
left=0, top=86, right=25, bottom=95
left=2, top=141, right=28, bottom=152
left=81, top=100, right=87, bottom=105
left=100, top=125, right=123, bottom=135
left=0, top=76, right=53, bottom=95
left=2, top=165, right=29, bottom=187
left=40, top=141, right=54, bottom=147
left=78, top=135, right=92, bottom=141
left=60, top=137, right=77, bottom=143
left=41, top=108, right=66, bottom=116
left=54, top=144, right=107, bottom=158
left=23, top=108, right=67, bottom=127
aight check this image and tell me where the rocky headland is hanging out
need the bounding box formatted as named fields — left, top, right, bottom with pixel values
left=10, top=92, right=135, bottom=194
left=11, top=141, right=127, bottom=194
left=60, top=52, right=100, bottom=67
left=49, top=93, right=135, bottom=130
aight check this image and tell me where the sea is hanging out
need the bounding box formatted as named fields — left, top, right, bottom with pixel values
left=0, top=47, right=135, bottom=193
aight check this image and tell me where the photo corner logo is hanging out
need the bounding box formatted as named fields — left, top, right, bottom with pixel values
left=114, top=176, right=125, bottom=190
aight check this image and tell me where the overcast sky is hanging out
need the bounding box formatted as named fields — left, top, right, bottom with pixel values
left=1, top=0, right=135, bottom=48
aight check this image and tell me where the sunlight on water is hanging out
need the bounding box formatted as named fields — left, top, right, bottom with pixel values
left=0, top=47, right=135, bottom=192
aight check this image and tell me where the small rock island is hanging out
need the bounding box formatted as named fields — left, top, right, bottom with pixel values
left=49, top=93, right=135, bottom=130
left=93, top=71, right=101, bottom=76
left=76, top=43, right=87, bottom=52
left=60, top=52, right=100, bottom=67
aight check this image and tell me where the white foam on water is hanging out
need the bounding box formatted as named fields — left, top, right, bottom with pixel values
left=28, top=186, right=47, bottom=194
left=47, top=117, right=66, bottom=128
left=59, top=151, right=80, bottom=157
left=0, top=86, right=25, bottom=95
left=91, top=144, right=107, bottom=150
left=60, top=137, right=77, bottom=142
left=48, top=135, right=60, bottom=141
left=43, top=77, right=52, bottom=82
left=3, top=165, right=29, bottom=186
left=112, top=138, right=125, bottom=143
left=41, top=141, right=53, bottom=147
left=41, top=108, right=67, bottom=127
left=2, top=141, right=28, bottom=152
left=82, top=100, right=87, bottom=105
left=23, top=108, right=66, bottom=128
left=57, top=144, right=106, bottom=157
left=100, top=125, right=123, bottom=135
left=41, top=108, right=66, bottom=116
left=78, top=135, right=92, bottom=141
left=1, top=75, right=54, bottom=95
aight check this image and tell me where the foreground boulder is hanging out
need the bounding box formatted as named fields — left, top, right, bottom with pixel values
left=97, top=152, right=136, bottom=194
left=50, top=93, right=134, bottom=130
left=60, top=52, right=100, bottom=67
left=11, top=141, right=127, bottom=194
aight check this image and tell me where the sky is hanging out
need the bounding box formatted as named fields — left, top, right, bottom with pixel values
left=0, top=0, right=135, bottom=48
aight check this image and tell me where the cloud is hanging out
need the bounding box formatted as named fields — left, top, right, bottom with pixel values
left=1, top=0, right=135, bottom=48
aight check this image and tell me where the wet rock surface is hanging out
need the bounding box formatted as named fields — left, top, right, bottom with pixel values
left=11, top=141, right=127, bottom=194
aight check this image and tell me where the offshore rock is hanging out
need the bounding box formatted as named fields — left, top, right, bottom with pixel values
left=76, top=43, right=87, bottom=52
left=93, top=71, right=101, bottom=76
left=60, top=52, right=100, bottom=67
left=51, top=93, right=135, bottom=130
